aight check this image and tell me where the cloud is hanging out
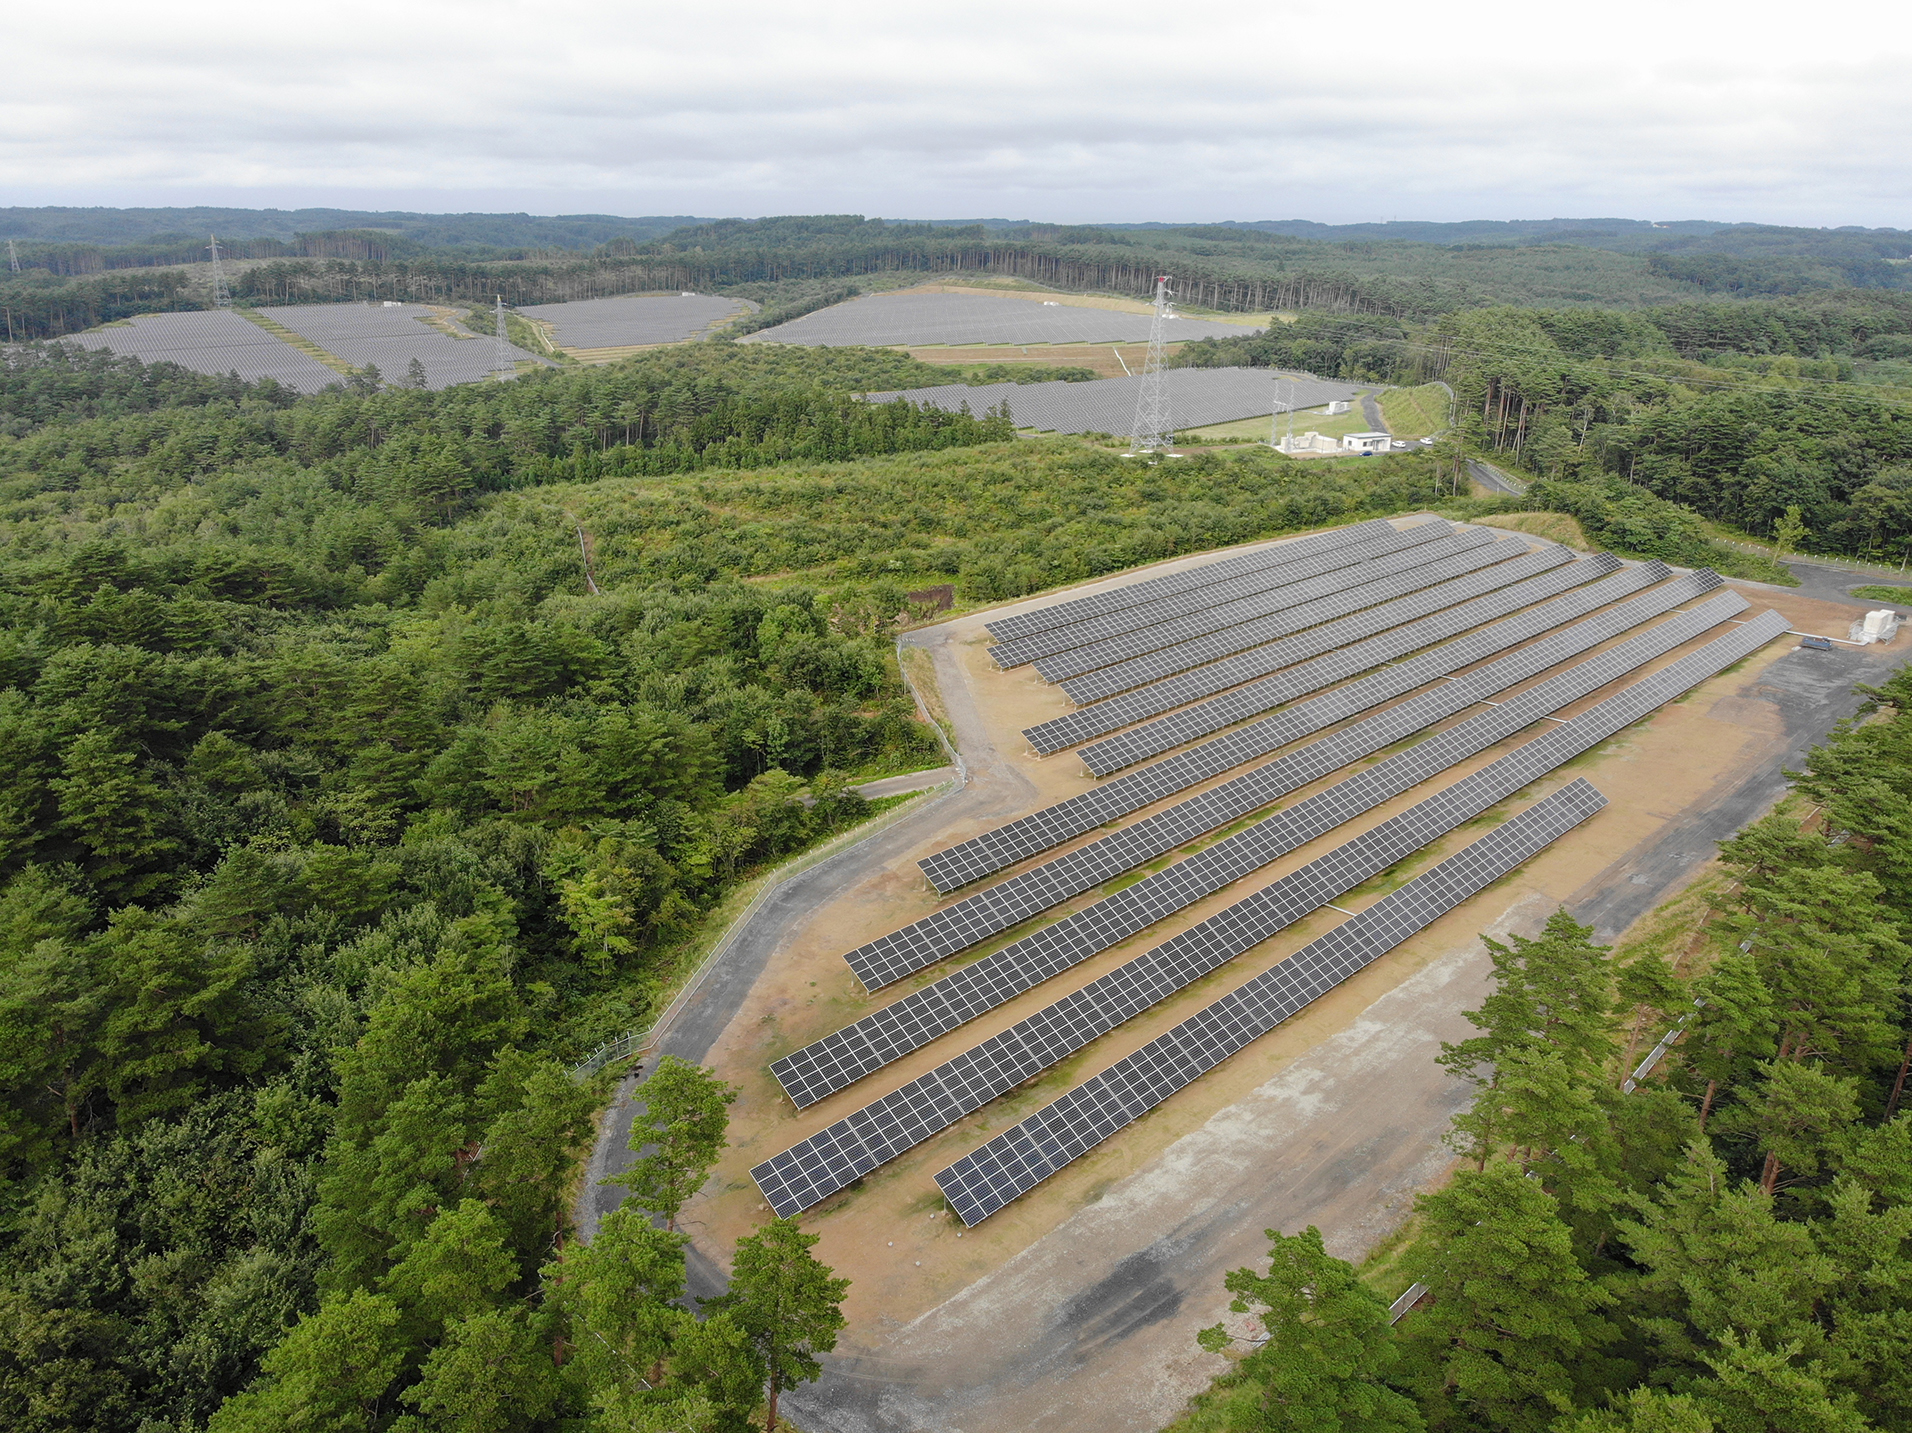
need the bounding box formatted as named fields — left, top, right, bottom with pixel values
left=4, top=0, right=1909, bottom=224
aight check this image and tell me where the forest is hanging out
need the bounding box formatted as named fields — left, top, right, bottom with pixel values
left=0, top=338, right=1469, bottom=1431
left=1185, top=667, right=1912, bottom=1433
left=1175, top=298, right=1912, bottom=564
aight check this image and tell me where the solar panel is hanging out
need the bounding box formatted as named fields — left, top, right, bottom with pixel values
left=921, top=560, right=1675, bottom=894
left=933, top=609, right=1792, bottom=1222
left=932, top=783, right=1607, bottom=1225
left=1049, top=537, right=1526, bottom=708
left=866, top=369, right=1368, bottom=437
left=1024, top=551, right=1610, bottom=758
left=986, top=519, right=1403, bottom=644
left=1022, top=551, right=1644, bottom=755
left=757, top=609, right=1788, bottom=1213
left=1078, top=553, right=1651, bottom=775
left=989, top=521, right=1453, bottom=669
left=847, top=587, right=1747, bottom=992
left=514, top=294, right=748, bottom=348
left=1035, top=529, right=1503, bottom=689
left=63, top=312, right=344, bottom=391
left=799, top=584, right=1742, bottom=1099
left=745, top=291, right=1260, bottom=348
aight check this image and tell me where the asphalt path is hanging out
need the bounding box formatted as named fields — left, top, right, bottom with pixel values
left=1360, top=390, right=1387, bottom=433
left=575, top=627, right=1032, bottom=1299
left=1466, top=458, right=1527, bottom=495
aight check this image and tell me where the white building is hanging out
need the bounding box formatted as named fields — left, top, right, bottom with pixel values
left=1341, top=431, right=1391, bottom=454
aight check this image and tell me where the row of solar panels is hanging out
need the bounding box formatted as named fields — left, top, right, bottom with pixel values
left=865, top=366, right=1357, bottom=437
left=747, top=516, right=1787, bottom=1220
left=754, top=611, right=1784, bottom=1219
left=62, top=303, right=549, bottom=392
left=747, top=290, right=1258, bottom=348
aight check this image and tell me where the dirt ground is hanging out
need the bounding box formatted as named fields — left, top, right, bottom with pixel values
left=663, top=531, right=1895, bottom=1433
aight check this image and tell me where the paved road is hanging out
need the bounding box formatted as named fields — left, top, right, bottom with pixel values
left=1781, top=559, right=1906, bottom=608
left=1569, top=640, right=1875, bottom=941
left=1466, top=458, right=1527, bottom=496
left=1360, top=391, right=1387, bottom=433
left=574, top=629, right=1032, bottom=1298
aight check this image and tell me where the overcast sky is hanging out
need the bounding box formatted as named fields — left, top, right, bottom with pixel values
left=6, top=0, right=1908, bottom=227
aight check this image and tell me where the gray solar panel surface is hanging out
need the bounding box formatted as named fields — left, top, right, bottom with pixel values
left=868, top=368, right=1358, bottom=436
left=1023, top=546, right=1589, bottom=757
left=1049, top=533, right=1515, bottom=703
left=756, top=610, right=1787, bottom=1214
left=1075, top=553, right=1640, bottom=775
left=846, top=587, right=1745, bottom=993
left=514, top=294, right=748, bottom=347
left=932, top=784, right=1607, bottom=1224
left=919, top=558, right=1655, bottom=893
left=932, top=611, right=1792, bottom=1222
left=984, top=519, right=1401, bottom=644
left=257, top=304, right=550, bottom=389
left=760, top=777, right=1598, bottom=1217
left=797, top=579, right=1732, bottom=1099
left=989, top=521, right=1450, bottom=669
left=62, top=313, right=343, bottom=391
left=746, top=291, right=1259, bottom=347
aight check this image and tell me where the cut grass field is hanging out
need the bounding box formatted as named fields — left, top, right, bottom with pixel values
left=1379, top=382, right=1452, bottom=436
left=1182, top=404, right=1380, bottom=448
left=233, top=309, right=356, bottom=376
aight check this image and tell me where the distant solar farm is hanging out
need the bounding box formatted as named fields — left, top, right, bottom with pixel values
left=745, top=289, right=1257, bottom=347
left=869, top=366, right=1361, bottom=435
left=68, top=302, right=550, bottom=391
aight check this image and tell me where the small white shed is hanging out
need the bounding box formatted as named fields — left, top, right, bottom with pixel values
left=1341, top=431, right=1391, bottom=454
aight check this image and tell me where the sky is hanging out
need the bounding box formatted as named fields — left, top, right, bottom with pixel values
left=5, top=0, right=1910, bottom=228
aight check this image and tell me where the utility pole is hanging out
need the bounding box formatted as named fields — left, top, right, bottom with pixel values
left=206, top=235, right=232, bottom=308
left=493, top=294, right=512, bottom=377
left=1128, top=275, right=1173, bottom=455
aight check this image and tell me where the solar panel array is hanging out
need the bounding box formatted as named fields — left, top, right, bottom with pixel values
left=745, top=291, right=1259, bottom=348
left=802, top=586, right=1741, bottom=1100
left=985, top=519, right=1400, bottom=644
left=932, top=784, right=1607, bottom=1224
left=754, top=609, right=1789, bottom=1215
left=257, top=303, right=551, bottom=389
left=1035, top=530, right=1500, bottom=688
left=865, top=368, right=1360, bottom=436
left=62, top=312, right=344, bottom=391
left=920, top=559, right=1666, bottom=894
left=1024, top=545, right=1582, bottom=757
left=513, top=294, right=749, bottom=348
left=933, top=610, right=1791, bottom=1222
left=846, top=588, right=1746, bottom=994
left=989, top=521, right=1450, bottom=670
left=758, top=772, right=1596, bottom=1217
left=1076, top=553, right=1644, bottom=775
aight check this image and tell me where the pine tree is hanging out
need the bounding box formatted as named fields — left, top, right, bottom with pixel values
left=1196, top=1225, right=1424, bottom=1432
left=702, top=1218, right=848, bottom=1433
left=1400, top=1160, right=1614, bottom=1433
left=613, top=1055, right=737, bottom=1230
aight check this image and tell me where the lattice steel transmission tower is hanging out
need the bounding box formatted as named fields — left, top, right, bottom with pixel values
left=1127, top=275, right=1174, bottom=455
left=492, top=295, right=513, bottom=376
left=6, top=239, right=19, bottom=274
left=205, top=235, right=232, bottom=308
